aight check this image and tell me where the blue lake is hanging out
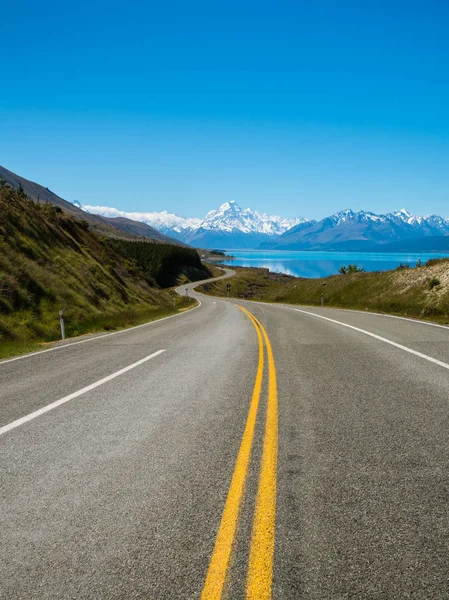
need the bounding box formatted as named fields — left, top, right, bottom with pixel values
left=220, top=250, right=449, bottom=279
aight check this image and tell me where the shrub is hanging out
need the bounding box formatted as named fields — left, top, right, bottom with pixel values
left=338, top=264, right=365, bottom=275
left=428, top=277, right=441, bottom=290
left=426, top=258, right=449, bottom=267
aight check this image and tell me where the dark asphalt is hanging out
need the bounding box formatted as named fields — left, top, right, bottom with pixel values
left=1, top=270, right=449, bottom=599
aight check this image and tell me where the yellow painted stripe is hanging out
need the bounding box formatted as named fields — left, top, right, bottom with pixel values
left=245, top=311, right=278, bottom=600
left=201, top=307, right=264, bottom=599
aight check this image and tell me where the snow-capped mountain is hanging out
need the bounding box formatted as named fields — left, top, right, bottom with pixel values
left=391, top=208, right=449, bottom=234
left=78, top=200, right=305, bottom=248
left=265, top=208, right=449, bottom=251
left=190, top=201, right=304, bottom=235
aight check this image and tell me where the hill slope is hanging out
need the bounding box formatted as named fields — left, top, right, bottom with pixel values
left=0, top=165, right=183, bottom=245
left=204, top=261, right=449, bottom=322
left=0, top=183, right=210, bottom=355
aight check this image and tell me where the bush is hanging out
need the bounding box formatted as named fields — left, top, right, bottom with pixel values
left=426, top=258, right=449, bottom=267
left=428, top=277, right=441, bottom=290
left=338, top=264, right=365, bottom=275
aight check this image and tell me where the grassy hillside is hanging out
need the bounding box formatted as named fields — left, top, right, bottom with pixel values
left=0, top=184, right=210, bottom=358
left=0, top=164, right=184, bottom=245
left=202, top=261, right=449, bottom=323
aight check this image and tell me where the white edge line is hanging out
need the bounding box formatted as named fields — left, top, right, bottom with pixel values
left=333, top=307, right=449, bottom=331
left=0, top=301, right=201, bottom=366
left=0, top=268, right=234, bottom=366
left=293, top=305, right=449, bottom=331
left=201, top=293, right=449, bottom=371
left=226, top=296, right=449, bottom=332
left=291, top=308, right=449, bottom=371
left=0, top=349, right=165, bottom=437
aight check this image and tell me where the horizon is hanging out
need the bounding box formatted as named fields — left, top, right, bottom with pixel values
left=1, top=1, right=449, bottom=219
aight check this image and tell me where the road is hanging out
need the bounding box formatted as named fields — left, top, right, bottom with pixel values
left=1, top=269, right=449, bottom=599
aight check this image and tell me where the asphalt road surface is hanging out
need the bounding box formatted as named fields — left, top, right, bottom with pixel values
left=1, top=269, right=449, bottom=599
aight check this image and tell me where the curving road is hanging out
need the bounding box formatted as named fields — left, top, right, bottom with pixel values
left=1, top=268, right=449, bottom=599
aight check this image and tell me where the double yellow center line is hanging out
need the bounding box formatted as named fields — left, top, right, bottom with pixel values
left=201, top=305, right=278, bottom=600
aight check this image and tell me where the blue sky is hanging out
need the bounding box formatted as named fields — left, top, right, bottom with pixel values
left=1, top=0, right=448, bottom=219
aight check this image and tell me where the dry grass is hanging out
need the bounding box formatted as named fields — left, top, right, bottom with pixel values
left=202, top=259, right=449, bottom=323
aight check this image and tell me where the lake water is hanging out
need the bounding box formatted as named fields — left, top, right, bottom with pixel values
left=220, top=250, right=449, bottom=279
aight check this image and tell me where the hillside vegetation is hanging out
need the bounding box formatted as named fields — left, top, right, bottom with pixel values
left=0, top=164, right=184, bottom=244
left=0, top=184, right=210, bottom=357
left=203, top=261, right=449, bottom=323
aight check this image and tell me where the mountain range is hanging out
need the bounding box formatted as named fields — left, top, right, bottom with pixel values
left=82, top=201, right=449, bottom=251
left=265, top=208, right=449, bottom=251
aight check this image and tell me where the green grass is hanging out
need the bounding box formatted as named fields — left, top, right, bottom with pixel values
left=0, top=340, right=43, bottom=360
left=200, top=263, right=225, bottom=279
left=60, top=296, right=196, bottom=339
left=0, top=297, right=197, bottom=360
left=200, top=263, right=449, bottom=324
left=0, top=183, right=209, bottom=356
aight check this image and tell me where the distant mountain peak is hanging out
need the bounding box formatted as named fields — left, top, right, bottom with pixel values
left=396, top=208, right=412, bottom=217
left=220, top=200, right=238, bottom=209
left=81, top=200, right=306, bottom=242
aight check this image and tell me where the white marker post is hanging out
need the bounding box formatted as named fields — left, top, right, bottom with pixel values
left=59, top=309, right=65, bottom=340
left=321, top=293, right=324, bottom=307
left=185, top=288, right=189, bottom=297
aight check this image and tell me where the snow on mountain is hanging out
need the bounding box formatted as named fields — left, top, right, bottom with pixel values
left=393, top=208, right=413, bottom=222
left=391, top=208, right=449, bottom=230
left=325, top=208, right=449, bottom=231
left=76, top=200, right=304, bottom=238
left=189, top=201, right=304, bottom=235
left=268, top=207, right=449, bottom=251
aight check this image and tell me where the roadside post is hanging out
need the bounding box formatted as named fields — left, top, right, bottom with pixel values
left=185, top=288, right=189, bottom=297
left=321, top=293, right=324, bottom=307
left=59, top=309, right=65, bottom=340
left=226, top=282, right=231, bottom=298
